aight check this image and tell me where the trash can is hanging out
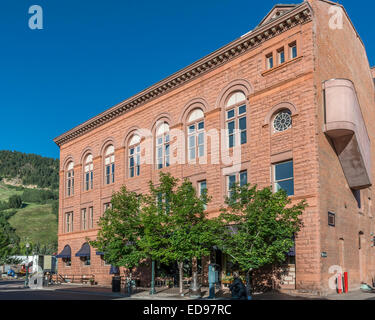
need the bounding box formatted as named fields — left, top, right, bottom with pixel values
left=112, top=276, right=121, bottom=292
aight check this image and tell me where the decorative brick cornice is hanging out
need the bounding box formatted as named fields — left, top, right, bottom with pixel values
left=53, top=2, right=312, bottom=147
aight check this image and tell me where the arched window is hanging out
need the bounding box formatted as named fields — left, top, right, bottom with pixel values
left=272, top=109, right=292, bottom=133
left=225, top=91, right=247, bottom=147
left=84, top=154, right=93, bottom=191
left=104, top=145, right=115, bottom=185
left=66, top=161, right=74, bottom=197
left=187, top=109, right=205, bottom=161
left=129, top=134, right=141, bottom=178
left=156, top=122, right=170, bottom=169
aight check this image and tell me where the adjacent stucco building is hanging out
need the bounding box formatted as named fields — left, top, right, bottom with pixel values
left=54, top=0, right=375, bottom=295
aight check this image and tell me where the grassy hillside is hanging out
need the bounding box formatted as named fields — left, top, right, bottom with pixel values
left=0, top=184, right=23, bottom=202
left=0, top=182, right=58, bottom=248
left=8, top=203, right=57, bottom=245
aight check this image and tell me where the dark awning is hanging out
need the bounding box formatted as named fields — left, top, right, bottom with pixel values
left=75, top=243, right=91, bottom=257
left=56, top=245, right=71, bottom=259
left=96, top=251, right=104, bottom=256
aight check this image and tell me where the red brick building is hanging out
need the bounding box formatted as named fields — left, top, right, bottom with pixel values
left=54, top=0, right=375, bottom=295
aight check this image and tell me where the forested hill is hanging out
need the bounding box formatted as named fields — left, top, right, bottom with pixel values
left=0, top=151, right=59, bottom=190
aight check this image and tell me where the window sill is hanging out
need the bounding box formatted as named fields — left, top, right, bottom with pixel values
left=227, top=142, right=249, bottom=150
left=127, top=175, right=141, bottom=179
left=262, top=56, right=303, bottom=77
left=103, top=183, right=115, bottom=188
left=82, top=189, right=94, bottom=194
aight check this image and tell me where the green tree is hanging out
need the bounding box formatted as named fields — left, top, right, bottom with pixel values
left=219, top=183, right=307, bottom=298
left=90, top=186, right=145, bottom=278
left=138, top=175, right=175, bottom=293
left=8, top=195, right=22, bottom=209
left=141, top=172, right=221, bottom=296
left=0, top=217, right=20, bottom=264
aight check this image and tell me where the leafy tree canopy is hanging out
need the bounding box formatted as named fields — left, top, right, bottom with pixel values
left=219, top=183, right=307, bottom=273
left=90, top=186, right=145, bottom=271
left=0, top=215, right=20, bottom=264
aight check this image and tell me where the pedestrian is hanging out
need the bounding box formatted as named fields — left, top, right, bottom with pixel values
left=229, top=272, right=247, bottom=300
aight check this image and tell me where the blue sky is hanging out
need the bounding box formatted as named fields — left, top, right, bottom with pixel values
left=1, top=0, right=374, bottom=160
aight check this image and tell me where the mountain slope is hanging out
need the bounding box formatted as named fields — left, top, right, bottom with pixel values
left=0, top=150, right=59, bottom=251
left=0, top=150, right=59, bottom=189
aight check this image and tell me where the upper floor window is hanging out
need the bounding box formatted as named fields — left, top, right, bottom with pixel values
left=104, top=202, right=112, bottom=214
left=227, top=170, right=248, bottom=198
left=273, top=109, right=292, bottom=133
left=198, top=180, right=207, bottom=210
left=66, top=162, right=74, bottom=197
left=272, top=160, right=294, bottom=196
left=84, top=154, right=93, bottom=191
left=65, top=212, right=73, bottom=233
left=226, top=92, right=247, bottom=148
left=187, top=109, right=205, bottom=162
left=156, top=122, right=170, bottom=169
left=89, top=207, right=94, bottom=229
left=289, top=42, right=297, bottom=59
left=266, top=53, right=274, bottom=70
left=278, top=47, right=285, bottom=64
left=104, top=145, right=115, bottom=185
left=129, top=135, right=141, bottom=178
left=81, top=208, right=87, bottom=231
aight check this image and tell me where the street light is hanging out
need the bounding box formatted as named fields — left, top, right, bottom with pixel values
left=24, top=243, right=30, bottom=288
left=150, top=260, right=156, bottom=295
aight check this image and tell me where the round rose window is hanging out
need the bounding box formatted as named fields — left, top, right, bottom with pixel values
left=273, top=110, right=292, bottom=132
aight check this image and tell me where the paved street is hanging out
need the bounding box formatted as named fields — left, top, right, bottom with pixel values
left=0, top=280, right=118, bottom=300
left=2, top=280, right=375, bottom=300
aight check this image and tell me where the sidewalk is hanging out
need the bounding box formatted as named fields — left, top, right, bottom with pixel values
left=46, top=284, right=219, bottom=300
left=22, top=282, right=375, bottom=300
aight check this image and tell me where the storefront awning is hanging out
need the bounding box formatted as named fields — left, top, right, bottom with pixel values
left=75, top=243, right=91, bottom=257
left=96, top=251, right=104, bottom=256
left=56, top=245, right=71, bottom=259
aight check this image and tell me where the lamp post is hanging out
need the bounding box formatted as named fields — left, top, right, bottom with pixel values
left=24, top=243, right=30, bottom=288
left=150, top=260, right=156, bottom=295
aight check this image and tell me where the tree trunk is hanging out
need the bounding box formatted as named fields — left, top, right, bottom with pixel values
left=178, top=261, right=183, bottom=296
left=246, top=269, right=252, bottom=300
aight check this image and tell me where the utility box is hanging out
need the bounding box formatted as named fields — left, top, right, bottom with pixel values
left=43, top=255, right=57, bottom=273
